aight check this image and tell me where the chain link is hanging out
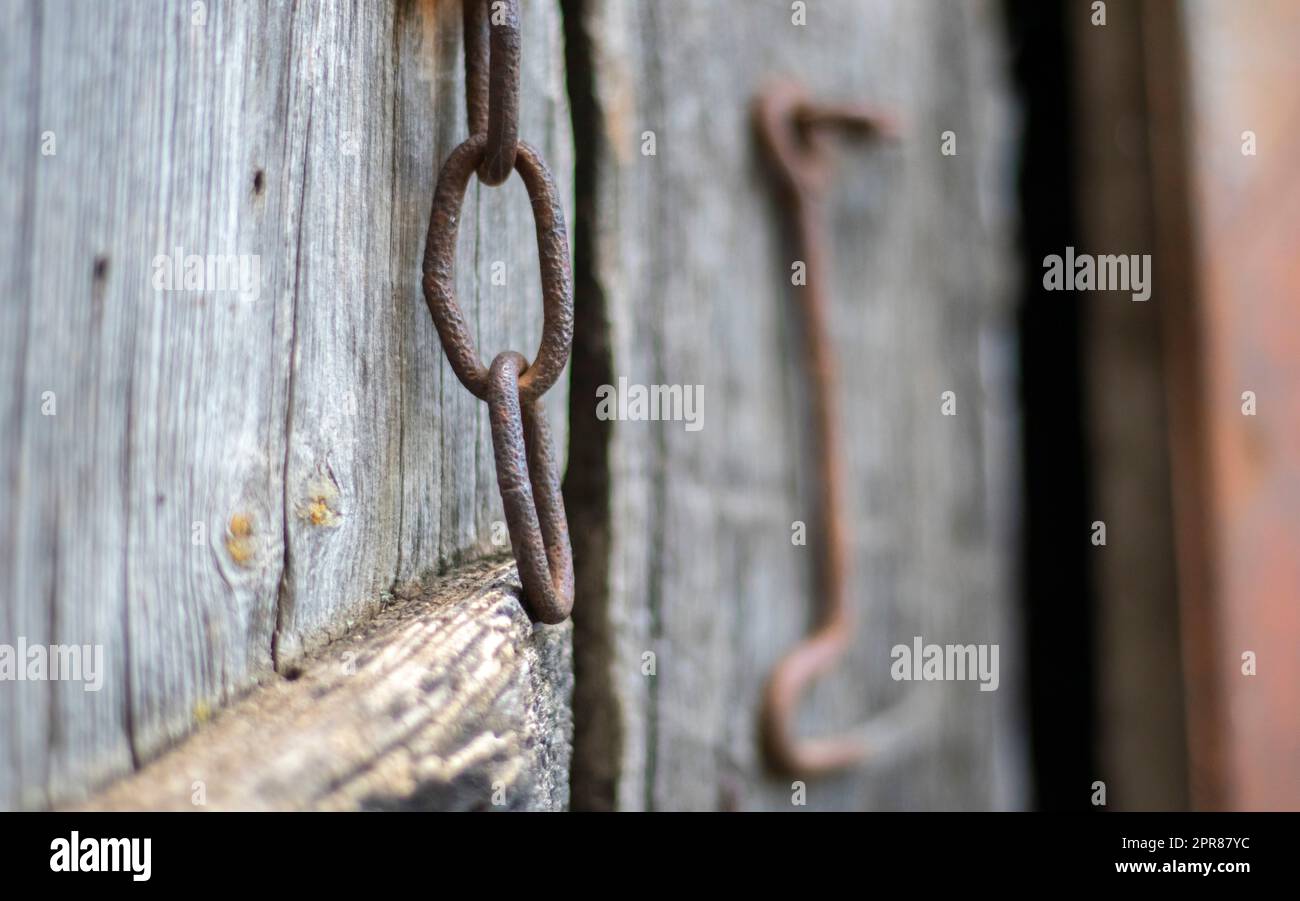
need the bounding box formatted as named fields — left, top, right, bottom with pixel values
left=462, top=0, right=520, bottom=186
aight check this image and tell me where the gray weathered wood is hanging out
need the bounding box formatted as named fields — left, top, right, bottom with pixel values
left=79, top=558, right=572, bottom=812
left=568, top=0, right=1024, bottom=810
left=0, top=0, right=571, bottom=809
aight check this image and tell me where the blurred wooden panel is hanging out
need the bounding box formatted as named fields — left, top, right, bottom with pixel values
left=1165, top=0, right=1300, bottom=810
left=566, top=0, right=1022, bottom=810
left=1071, top=0, right=1190, bottom=811
left=1074, top=0, right=1300, bottom=813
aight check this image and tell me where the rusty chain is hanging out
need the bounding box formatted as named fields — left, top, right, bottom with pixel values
left=753, top=83, right=894, bottom=776
left=422, top=0, right=574, bottom=624
left=462, top=0, right=519, bottom=186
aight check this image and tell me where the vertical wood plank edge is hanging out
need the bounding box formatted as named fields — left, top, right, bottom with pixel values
left=558, top=0, right=621, bottom=812
left=74, top=558, right=573, bottom=811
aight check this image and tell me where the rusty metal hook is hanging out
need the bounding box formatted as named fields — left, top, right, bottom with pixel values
left=753, top=83, right=895, bottom=777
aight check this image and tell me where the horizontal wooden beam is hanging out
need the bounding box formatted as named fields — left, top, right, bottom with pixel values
left=77, top=559, right=573, bottom=811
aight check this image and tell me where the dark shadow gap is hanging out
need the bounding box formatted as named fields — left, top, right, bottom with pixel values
left=560, top=0, right=621, bottom=812
left=1003, top=0, right=1099, bottom=811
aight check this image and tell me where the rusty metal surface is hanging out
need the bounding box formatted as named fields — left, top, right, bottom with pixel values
left=487, top=352, right=575, bottom=625
left=753, top=83, right=893, bottom=777
left=422, top=136, right=573, bottom=404
left=424, top=1, right=574, bottom=624
left=462, top=0, right=519, bottom=186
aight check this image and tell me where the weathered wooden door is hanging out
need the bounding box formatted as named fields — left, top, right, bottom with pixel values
left=564, top=0, right=1021, bottom=810
left=1, top=0, right=1020, bottom=811
left=1, top=0, right=574, bottom=810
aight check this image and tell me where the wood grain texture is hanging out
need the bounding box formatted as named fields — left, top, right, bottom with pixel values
left=79, top=558, right=573, bottom=812
left=0, top=0, right=572, bottom=809
left=568, top=0, right=1024, bottom=810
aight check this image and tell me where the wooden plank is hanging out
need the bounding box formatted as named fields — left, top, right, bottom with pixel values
left=0, top=0, right=571, bottom=809
left=1159, top=0, right=1300, bottom=811
left=79, top=559, right=573, bottom=812
left=568, top=0, right=1022, bottom=810
left=1070, top=0, right=1190, bottom=810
